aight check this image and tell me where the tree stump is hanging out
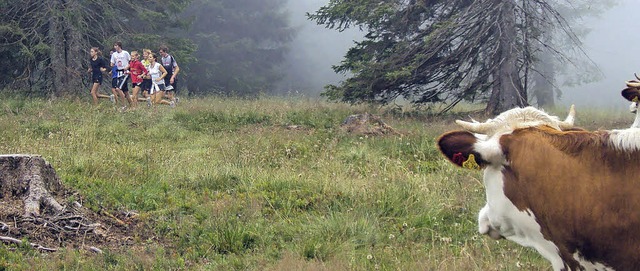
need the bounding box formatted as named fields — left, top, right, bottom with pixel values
left=0, top=155, right=139, bottom=252
left=0, top=154, right=64, bottom=217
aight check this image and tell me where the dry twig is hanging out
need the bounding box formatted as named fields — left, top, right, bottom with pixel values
left=0, top=235, right=57, bottom=252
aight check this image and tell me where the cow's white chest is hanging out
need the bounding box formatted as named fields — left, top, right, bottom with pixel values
left=482, top=166, right=566, bottom=271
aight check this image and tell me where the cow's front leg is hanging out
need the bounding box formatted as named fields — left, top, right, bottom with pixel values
left=478, top=204, right=503, bottom=240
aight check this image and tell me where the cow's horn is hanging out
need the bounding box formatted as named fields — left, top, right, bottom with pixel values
left=455, top=120, right=494, bottom=134
left=635, top=73, right=640, bottom=81
left=627, top=80, right=640, bottom=87
left=558, top=104, right=575, bottom=129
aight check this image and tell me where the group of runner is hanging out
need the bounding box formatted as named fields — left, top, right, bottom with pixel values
left=88, top=41, right=180, bottom=110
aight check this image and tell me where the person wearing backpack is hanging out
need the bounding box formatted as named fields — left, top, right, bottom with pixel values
left=159, top=46, right=180, bottom=104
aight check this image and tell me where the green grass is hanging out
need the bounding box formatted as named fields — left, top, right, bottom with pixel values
left=2, top=96, right=625, bottom=270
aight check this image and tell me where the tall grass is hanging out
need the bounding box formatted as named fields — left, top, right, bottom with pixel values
left=1, top=96, right=627, bottom=270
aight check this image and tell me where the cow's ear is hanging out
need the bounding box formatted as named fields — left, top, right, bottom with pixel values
left=437, top=131, right=486, bottom=169
left=622, top=87, right=640, bottom=102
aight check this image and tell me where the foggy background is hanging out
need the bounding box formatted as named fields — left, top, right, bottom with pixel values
left=562, top=0, right=640, bottom=109
left=278, top=0, right=362, bottom=95
left=283, top=0, right=638, bottom=109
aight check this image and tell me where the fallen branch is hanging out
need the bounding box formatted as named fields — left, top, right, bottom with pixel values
left=22, top=214, right=100, bottom=235
left=87, top=246, right=103, bottom=254
left=100, top=210, right=126, bottom=227
left=0, top=235, right=57, bottom=252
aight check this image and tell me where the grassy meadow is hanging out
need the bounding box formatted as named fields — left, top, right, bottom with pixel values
left=0, top=96, right=631, bottom=270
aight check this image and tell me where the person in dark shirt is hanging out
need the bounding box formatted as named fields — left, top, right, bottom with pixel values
left=140, top=49, right=153, bottom=105
left=87, top=47, right=111, bottom=105
left=159, top=46, right=180, bottom=103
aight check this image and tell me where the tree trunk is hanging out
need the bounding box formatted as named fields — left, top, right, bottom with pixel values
left=48, top=0, right=67, bottom=96
left=46, top=0, right=87, bottom=96
left=485, top=0, right=528, bottom=116
left=65, top=0, right=88, bottom=96
left=0, top=155, right=65, bottom=217
left=532, top=45, right=556, bottom=108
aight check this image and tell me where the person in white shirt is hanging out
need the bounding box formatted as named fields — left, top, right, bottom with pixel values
left=147, top=53, right=175, bottom=107
left=110, top=41, right=131, bottom=110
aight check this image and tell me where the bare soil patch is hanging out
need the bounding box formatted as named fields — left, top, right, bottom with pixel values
left=340, top=113, right=400, bottom=135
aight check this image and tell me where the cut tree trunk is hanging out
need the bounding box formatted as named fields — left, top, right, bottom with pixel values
left=0, top=154, right=136, bottom=253
left=0, top=154, right=65, bottom=217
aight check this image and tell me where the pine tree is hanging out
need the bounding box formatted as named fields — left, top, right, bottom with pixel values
left=309, top=0, right=613, bottom=114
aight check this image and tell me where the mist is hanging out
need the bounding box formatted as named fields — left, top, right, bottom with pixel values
left=280, top=0, right=637, bottom=110
left=561, top=0, right=640, bottom=109
left=277, top=0, right=362, bottom=95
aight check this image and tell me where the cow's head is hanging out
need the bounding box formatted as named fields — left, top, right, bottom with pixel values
left=438, top=105, right=575, bottom=169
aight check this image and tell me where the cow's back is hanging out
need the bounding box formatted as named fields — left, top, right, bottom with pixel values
left=500, top=127, right=640, bottom=270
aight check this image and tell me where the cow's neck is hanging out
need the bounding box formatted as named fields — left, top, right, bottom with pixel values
left=630, top=102, right=640, bottom=128
left=632, top=110, right=640, bottom=128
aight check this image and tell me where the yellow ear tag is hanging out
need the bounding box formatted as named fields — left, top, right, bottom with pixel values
left=462, top=154, right=480, bottom=170
left=633, top=97, right=639, bottom=103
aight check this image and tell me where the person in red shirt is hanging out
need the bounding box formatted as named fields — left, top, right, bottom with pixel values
left=128, top=51, right=148, bottom=108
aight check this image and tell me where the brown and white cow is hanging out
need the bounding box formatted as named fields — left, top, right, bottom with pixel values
left=437, top=105, right=640, bottom=271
